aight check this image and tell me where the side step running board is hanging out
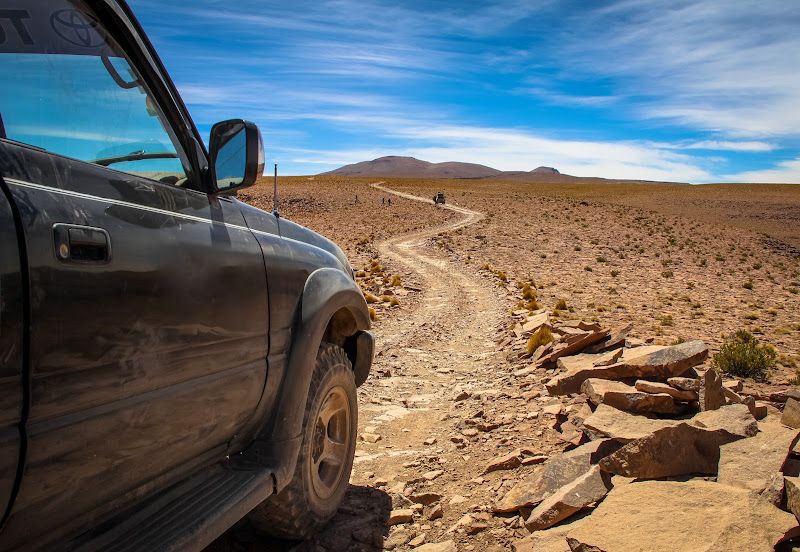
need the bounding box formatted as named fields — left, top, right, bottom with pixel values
left=69, top=462, right=275, bottom=552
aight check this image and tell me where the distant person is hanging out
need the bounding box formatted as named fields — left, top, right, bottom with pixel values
left=355, top=194, right=358, bottom=205
left=388, top=198, right=391, bottom=205
left=382, top=197, right=385, bottom=205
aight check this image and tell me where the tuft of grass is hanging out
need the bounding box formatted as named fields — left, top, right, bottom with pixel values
left=611, top=270, right=620, bottom=277
left=743, top=281, right=753, bottom=290
left=526, top=326, right=553, bottom=355
left=712, top=330, right=776, bottom=382
left=368, top=307, right=377, bottom=321
left=364, top=293, right=379, bottom=303
left=522, top=284, right=537, bottom=301
left=660, top=314, right=674, bottom=326
left=389, top=297, right=400, bottom=307
left=390, top=275, right=402, bottom=286
left=584, top=266, right=593, bottom=272
left=554, top=298, right=568, bottom=310
left=661, top=270, right=674, bottom=278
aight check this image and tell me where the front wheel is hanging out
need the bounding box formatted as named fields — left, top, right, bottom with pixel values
left=248, top=343, right=358, bottom=539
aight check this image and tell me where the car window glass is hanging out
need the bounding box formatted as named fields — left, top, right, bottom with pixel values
left=0, top=0, right=191, bottom=186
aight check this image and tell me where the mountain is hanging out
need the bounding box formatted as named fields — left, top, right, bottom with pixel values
left=321, top=156, right=502, bottom=179
left=320, top=156, right=686, bottom=185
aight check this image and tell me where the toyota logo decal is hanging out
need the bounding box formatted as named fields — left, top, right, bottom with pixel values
left=50, top=8, right=103, bottom=48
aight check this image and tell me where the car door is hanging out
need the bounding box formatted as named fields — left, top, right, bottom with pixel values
left=0, top=0, right=269, bottom=544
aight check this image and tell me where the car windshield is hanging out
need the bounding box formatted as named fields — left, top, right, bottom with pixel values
left=0, top=0, right=190, bottom=182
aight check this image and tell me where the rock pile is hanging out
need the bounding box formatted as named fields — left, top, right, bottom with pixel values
left=492, top=312, right=800, bottom=551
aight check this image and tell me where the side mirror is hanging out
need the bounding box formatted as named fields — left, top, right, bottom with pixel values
left=208, top=119, right=265, bottom=193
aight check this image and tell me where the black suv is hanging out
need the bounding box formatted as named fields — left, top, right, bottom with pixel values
left=0, top=1, right=373, bottom=550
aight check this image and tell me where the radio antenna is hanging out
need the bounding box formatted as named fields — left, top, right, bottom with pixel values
left=272, top=163, right=279, bottom=217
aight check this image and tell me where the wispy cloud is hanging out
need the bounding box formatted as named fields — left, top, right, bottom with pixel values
left=724, top=158, right=800, bottom=183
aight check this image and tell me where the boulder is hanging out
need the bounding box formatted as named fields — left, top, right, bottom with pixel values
left=718, top=420, right=799, bottom=493
left=782, top=398, right=800, bottom=429
left=689, top=403, right=759, bottom=437
left=584, top=322, right=633, bottom=354
left=583, top=404, right=679, bottom=443
left=565, top=480, right=799, bottom=552
left=524, top=466, right=612, bottom=532
left=599, top=405, right=757, bottom=478
left=760, top=472, right=785, bottom=508
left=546, top=341, right=707, bottom=396
left=582, top=378, right=678, bottom=414
left=668, top=376, right=701, bottom=391
left=634, top=379, right=699, bottom=401
left=699, top=368, right=725, bottom=411
left=785, top=476, right=800, bottom=522
left=495, top=440, right=620, bottom=513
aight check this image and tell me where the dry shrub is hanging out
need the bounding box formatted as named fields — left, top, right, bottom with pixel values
left=712, top=330, right=775, bottom=382
left=390, top=275, right=402, bottom=286
left=368, top=307, right=377, bottom=321
left=389, top=297, right=400, bottom=307
left=527, top=326, right=553, bottom=355
left=364, top=293, right=379, bottom=303
left=554, top=298, right=568, bottom=310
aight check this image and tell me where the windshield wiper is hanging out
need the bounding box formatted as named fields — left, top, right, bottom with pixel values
left=90, top=150, right=179, bottom=167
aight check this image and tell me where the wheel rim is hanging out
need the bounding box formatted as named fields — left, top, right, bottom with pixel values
left=310, top=386, right=351, bottom=500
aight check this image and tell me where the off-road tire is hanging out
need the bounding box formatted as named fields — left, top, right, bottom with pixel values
left=248, top=343, right=357, bottom=539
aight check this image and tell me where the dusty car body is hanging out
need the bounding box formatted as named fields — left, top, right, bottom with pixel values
left=0, top=1, right=373, bottom=549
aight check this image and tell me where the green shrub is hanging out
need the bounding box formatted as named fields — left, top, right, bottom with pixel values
left=712, top=330, right=776, bottom=382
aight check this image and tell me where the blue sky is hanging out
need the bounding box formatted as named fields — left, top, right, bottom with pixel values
left=128, top=0, right=800, bottom=183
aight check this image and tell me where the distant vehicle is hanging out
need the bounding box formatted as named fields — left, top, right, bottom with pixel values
left=0, top=0, right=373, bottom=549
left=434, top=192, right=446, bottom=204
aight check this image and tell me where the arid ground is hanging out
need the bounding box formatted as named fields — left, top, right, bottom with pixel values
left=207, top=176, right=800, bottom=551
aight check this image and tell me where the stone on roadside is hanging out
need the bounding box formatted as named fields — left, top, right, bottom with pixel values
left=409, top=492, right=442, bottom=506
left=484, top=449, right=523, bottom=474
left=565, top=480, right=799, bottom=552
left=785, top=476, right=800, bottom=522
left=635, top=379, right=699, bottom=401
left=414, top=540, right=456, bottom=552
left=546, top=341, right=707, bottom=396
left=668, top=376, right=701, bottom=391
left=495, top=440, right=619, bottom=513
left=537, top=330, right=610, bottom=366
left=583, top=404, right=679, bottom=443
left=700, top=368, right=725, bottom=411
left=524, top=466, right=612, bottom=532
left=388, top=509, right=415, bottom=525
left=718, top=419, right=799, bottom=493
left=582, top=378, right=678, bottom=414
left=599, top=404, right=757, bottom=478
left=360, top=433, right=382, bottom=443
left=782, top=398, right=800, bottom=429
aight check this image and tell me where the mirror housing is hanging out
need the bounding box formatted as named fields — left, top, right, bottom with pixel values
left=208, top=119, right=264, bottom=194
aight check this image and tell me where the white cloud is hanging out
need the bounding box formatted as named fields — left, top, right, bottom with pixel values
left=679, top=141, right=776, bottom=152
left=724, top=158, right=800, bottom=183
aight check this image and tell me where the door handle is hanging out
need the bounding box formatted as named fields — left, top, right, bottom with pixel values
left=53, top=224, right=111, bottom=263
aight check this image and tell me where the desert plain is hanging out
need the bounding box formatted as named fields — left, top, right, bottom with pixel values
left=209, top=176, right=800, bottom=552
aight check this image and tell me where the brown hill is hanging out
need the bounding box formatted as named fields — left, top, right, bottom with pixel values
left=321, top=156, right=686, bottom=185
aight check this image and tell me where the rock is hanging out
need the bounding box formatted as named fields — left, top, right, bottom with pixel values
left=542, top=403, right=564, bottom=416
left=495, top=440, right=620, bottom=513
left=582, top=378, right=678, bottom=414
left=524, top=466, right=612, bottom=532
left=635, top=379, right=699, bottom=401
left=565, top=480, right=799, bottom=552
left=592, top=348, right=624, bottom=367
left=700, top=368, right=725, bottom=411
left=546, top=341, right=707, bottom=396
left=484, top=449, right=523, bottom=473
left=668, top=376, right=701, bottom=391
left=454, top=390, right=471, bottom=402
left=723, top=385, right=743, bottom=404
left=760, top=472, right=785, bottom=508
left=462, top=428, right=479, bottom=437
left=537, top=330, right=610, bottom=365
left=724, top=379, right=744, bottom=392
left=584, top=323, right=633, bottom=354
left=424, top=437, right=437, bottom=445
left=782, top=398, right=800, bottom=429
left=422, top=470, right=444, bottom=481
left=360, top=433, right=382, bottom=443
left=414, top=540, right=456, bottom=552
left=785, top=476, right=800, bottom=522
left=465, top=521, right=489, bottom=535
left=523, top=313, right=549, bottom=334
left=512, top=521, right=581, bottom=552
left=718, top=419, right=799, bottom=493
left=388, top=509, right=414, bottom=525
left=599, top=405, right=757, bottom=478
left=408, top=534, right=426, bottom=547
left=583, top=404, right=679, bottom=443
left=428, top=504, right=444, bottom=520
left=409, top=492, right=442, bottom=506
left=690, top=403, right=759, bottom=437
left=384, top=529, right=412, bottom=549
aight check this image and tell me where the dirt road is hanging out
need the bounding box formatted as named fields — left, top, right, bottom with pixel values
left=209, top=184, right=559, bottom=551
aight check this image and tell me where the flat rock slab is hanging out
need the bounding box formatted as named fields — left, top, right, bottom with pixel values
left=783, top=398, right=800, bottom=429
left=512, top=521, right=579, bottom=552
left=599, top=405, right=757, bottom=478
left=635, top=379, right=699, bottom=401
left=546, top=341, right=707, bottom=396
left=565, top=480, right=799, bottom=552
left=718, top=419, right=799, bottom=493
left=668, top=376, right=701, bottom=391
left=583, top=404, right=679, bottom=443
left=525, top=466, right=612, bottom=532
left=700, top=368, right=726, bottom=411
left=786, top=476, right=800, bottom=522
left=582, top=378, right=678, bottom=414
left=496, top=440, right=620, bottom=513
